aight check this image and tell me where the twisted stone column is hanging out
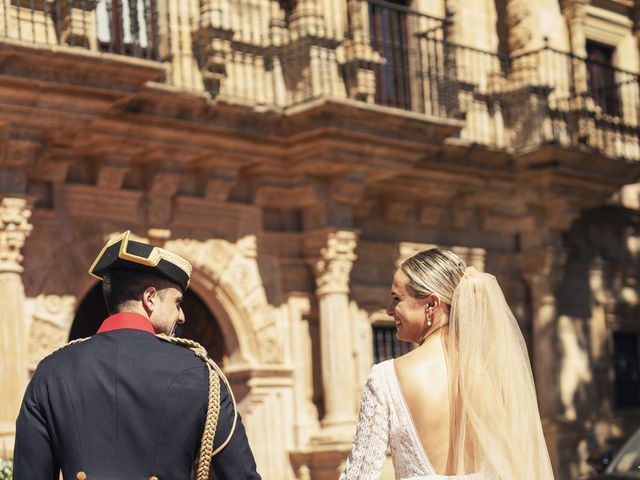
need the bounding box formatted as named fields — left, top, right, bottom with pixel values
left=307, top=230, right=358, bottom=434
left=0, top=197, right=32, bottom=450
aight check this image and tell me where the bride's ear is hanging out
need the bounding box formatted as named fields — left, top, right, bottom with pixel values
left=423, top=293, right=442, bottom=314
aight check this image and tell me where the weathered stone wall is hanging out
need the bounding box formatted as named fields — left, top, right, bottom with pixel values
left=1, top=1, right=640, bottom=479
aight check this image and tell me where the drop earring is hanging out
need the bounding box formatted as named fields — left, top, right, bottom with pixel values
left=426, top=313, right=433, bottom=327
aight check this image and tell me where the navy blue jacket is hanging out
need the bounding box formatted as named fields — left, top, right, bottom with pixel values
left=13, top=327, right=261, bottom=480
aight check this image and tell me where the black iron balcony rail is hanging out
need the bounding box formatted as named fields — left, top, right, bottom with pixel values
left=504, top=44, right=640, bottom=160
left=2, top=0, right=639, bottom=160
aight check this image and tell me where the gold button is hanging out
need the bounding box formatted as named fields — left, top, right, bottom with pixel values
left=77, top=473, right=87, bottom=480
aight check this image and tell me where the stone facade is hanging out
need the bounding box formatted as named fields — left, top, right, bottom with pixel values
left=1, top=1, right=640, bottom=479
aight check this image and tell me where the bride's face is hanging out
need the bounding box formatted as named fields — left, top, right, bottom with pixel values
left=387, top=269, right=429, bottom=344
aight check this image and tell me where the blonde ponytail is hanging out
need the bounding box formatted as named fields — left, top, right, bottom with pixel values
left=445, top=267, right=554, bottom=479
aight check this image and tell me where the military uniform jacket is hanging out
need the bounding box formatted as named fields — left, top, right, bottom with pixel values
left=13, top=313, right=261, bottom=480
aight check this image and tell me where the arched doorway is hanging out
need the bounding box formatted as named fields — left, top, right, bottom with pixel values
left=69, top=283, right=226, bottom=365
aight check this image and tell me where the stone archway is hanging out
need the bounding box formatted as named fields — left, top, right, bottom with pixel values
left=27, top=232, right=276, bottom=370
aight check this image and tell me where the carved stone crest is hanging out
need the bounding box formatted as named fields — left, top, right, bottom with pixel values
left=0, top=197, right=33, bottom=272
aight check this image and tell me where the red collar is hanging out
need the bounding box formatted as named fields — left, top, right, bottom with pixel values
left=97, top=312, right=156, bottom=335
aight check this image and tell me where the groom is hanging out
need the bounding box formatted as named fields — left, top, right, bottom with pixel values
left=13, top=231, right=261, bottom=480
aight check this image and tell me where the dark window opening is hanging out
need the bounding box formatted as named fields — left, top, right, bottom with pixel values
left=97, top=0, right=159, bottom=60
left=586, top=41, right=620, bottom=117
left=369, top=0, right=412, bottom=109
left=372, top=324, right=412, bottom=363
left=613, top=332, right=640, bottom=409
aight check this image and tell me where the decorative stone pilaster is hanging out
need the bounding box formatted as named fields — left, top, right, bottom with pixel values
left=505, top=0, right=535, bottom=56
left=59, top=0, right=98, bottom=51
left=561, top=0, right=590, bottom=93
left=504, top=0, right=539, bottom=82
left=290, top=0, right=325, bottom=37
left=287, top=0, right=345, bottom=102
left=444, top=0, right=462, bottom=43
left=634, top=0, right=640, bottom=39
left=306, top=230, right=358, bottom=434
left=519, top=245, right=565, bottom=419
left=146, top=169, right=181, bottom=226
left=197, top=0, right=234, bottom=95
left=343, top=0, right=384, bottom=103
left=0, top=197, right=33, bottom=449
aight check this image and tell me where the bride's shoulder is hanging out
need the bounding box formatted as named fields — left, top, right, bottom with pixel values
left=395, top=347, right=447, bottom=389
left=366, top=359, right=396, bottom=386
left=394, top=347, right=425, bottom=373
left=369, top=358, right=393, bottom=375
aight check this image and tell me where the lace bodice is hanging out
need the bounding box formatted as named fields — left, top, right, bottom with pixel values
left=339, top=360, right=482, bottom=480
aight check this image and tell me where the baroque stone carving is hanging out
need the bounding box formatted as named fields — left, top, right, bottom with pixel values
left=28, top=318, right=68, bottom=371
left=505, top=0, right=533, bottom=54
left=308, top=231, right=358, bottom=296
left=255, top=321, right=283, bottom=364
left=165, top=237, right=283, bottom=364
left=32, top=294, right=76, bottom=329
left=0, top=197, right=33, bottom=272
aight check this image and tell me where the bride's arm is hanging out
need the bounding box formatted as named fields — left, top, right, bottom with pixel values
left=339, top=366, right=389, bottom=480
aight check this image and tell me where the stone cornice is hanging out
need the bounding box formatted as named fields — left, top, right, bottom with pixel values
left=0, top=39, right=166, bottom=93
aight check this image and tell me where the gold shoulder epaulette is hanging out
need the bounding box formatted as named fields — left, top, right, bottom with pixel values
left=43, top=337, right=91, bottom=360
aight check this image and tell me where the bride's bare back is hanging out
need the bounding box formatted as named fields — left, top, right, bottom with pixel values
left=394, top=330, right=450, bottom=474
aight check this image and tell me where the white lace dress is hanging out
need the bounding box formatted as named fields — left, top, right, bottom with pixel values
left=339, top=360, right=483, bottom=480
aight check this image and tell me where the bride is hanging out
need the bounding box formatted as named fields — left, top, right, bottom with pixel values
left=339, top=248, right=554, bottom=479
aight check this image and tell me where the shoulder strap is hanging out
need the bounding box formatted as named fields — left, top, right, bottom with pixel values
left=45, top=337, right=91, bottom=358
left=155, top=334, right=238, bottom=479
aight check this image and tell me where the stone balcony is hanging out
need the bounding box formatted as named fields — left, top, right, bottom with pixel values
left=1, top=0, right=639, bottom=238
left=1, top=0, right=638, bottom=164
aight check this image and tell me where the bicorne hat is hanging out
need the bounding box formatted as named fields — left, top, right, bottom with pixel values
left=89, top=231, right=192, bottom=291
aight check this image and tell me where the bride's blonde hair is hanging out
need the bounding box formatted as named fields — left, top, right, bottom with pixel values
left=400, top=248, right=555, bottom=480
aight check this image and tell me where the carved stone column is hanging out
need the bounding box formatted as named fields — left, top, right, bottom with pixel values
left=0, top=197, right=33, bottom=448
left=306, top=230, right=358, bottom=435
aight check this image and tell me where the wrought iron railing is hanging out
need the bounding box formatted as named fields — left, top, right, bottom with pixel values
left=2, top=0, right=639, bottom=160
left=502, top=44, right=640, bottom=159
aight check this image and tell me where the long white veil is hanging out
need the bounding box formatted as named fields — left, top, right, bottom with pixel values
left=445, top=267, right=555, bottom=479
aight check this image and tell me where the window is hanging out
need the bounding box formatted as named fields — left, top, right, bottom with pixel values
left=369, top=0, right=412, bottom=109
left=372, top=324, right=412, bottom=363
left=586, top=41, right=620, bottom=117
left=613, top=332, right=640, bottom=409
left=96, top=0, right=158, bottom=59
